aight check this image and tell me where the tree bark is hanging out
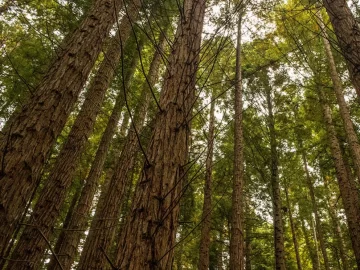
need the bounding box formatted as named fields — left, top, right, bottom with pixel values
left=300, top=218, right=320, bottom=270
left=5, top=3, right=142, bottom=269
left=322, top=0, right=360, bottom=100
left=284, top=186, right=302, bottom=270
left=318, top=12, right=360, bottom=185
left=299, top=146, right=330, bottom=270
left=198, top=95, right=215, bottom=270
left=266, top=83, right=286, bottom=270
left=0, top=0, right=124, bottom=257
left=230, top=11, right=245, bottom=270
left=318, top=87, right=360, bottom=268
left=45, top=41, right=141, bottom=270
left=115, top=0, right=206, bottom=268
left=78, top=34, right=164, bottom=270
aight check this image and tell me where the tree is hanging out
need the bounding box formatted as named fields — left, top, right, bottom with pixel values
left=0, top=0, right=124, bottom=258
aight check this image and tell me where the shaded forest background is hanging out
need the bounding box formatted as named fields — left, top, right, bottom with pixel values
left=0, top=0, right=360, bottom=269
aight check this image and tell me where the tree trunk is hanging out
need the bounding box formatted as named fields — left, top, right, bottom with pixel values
left=318, top=13, right=360, bottom=185
left=245, top=202, right=252, bottom=270
left=230, top=11, right=245, bottom=270
left=300, top=218, right=319, bottom=270
left=78, top=35, right=165, bottom=270
left=284, top=186, right=302, bottom=270
left=198, top=95, right=215, bottom=270
left=323, top=177, right=350, bottom=270
left=5, top=4, right=142, bottom=269
left=322, top=0, right=360, bottom=100
left=0, top=0, right=124, bottom=257
left=115, top=0, right=206, bottom=268
left=45, top=42, right=141, bottom=270
left=266, top=84, right=286, bottom=270
left=299, top=146, right=330, bottom=270
left=318, top=87, right=360, bottom=268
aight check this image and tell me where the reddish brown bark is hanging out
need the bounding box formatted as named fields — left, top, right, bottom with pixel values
left=115, top=0, right=206, bottom=268
left=318, top=13, right=360, bottom=186
left=0, top=0, right=123, bottom=258
left=230, top=12, right=245, bottom=270
left=198, top=96, right=215, bottom=270
left=266, top=83, right=286, bottom=270
left=322, top=0, right=360, bottom=99
left=78, top=36, right=164, bottom=270
left=318, top=88, right=360, bottom=268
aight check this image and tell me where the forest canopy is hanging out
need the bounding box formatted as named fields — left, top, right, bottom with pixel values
left=0, top=0, right=360, bottom=269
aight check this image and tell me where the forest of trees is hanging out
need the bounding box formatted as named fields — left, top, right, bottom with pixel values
left=0, top=0, right=360, bottom=269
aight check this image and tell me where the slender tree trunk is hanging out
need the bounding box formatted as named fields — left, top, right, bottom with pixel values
left=230, top=12, right=245, bottom=270
left=0, top=0, right=123, bottom=256
left=45, top=45, right=141, bottom=270
left=299, top=146, right=330, bottom=270
left=318, top=13, right=360, bottom=184
left=115, top=0, right=206, bottom=268
left=284, top=186, right=302, bottom=270
left=318, top=87, right=360, bottom=268
left=321, top=0, right=360, bottom=100
left=300, top=218, right=319, bottom=270
left=218, top=229, right=224, bottom=270
left=266, top=84, right=286, bottom=270
left=78, top=36, right=165, bottom=270
left=245, top=202, right=252, bottom=270
left=5, top=6, right=142, bottom=270
left=198, top=96, right=215, bottom=270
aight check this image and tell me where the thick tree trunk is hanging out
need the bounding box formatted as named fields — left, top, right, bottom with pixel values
left=300, top=218, right=319, bottom=270
left=284, top=186, right=302, bottom=270
left=318, top=13, right=360, bottom=184
left=318, top=87, right=360, bottom=268
left=115, top=0, right=206, bottom=268
left=45, top=43, right=141, bottom=270
left=198, top=96, right=215, bottom=270
left=322, top=0, right=360, bottom=99
left=5, top=4, right=142, bottom=269
left=266, top=85, right=286, bottom=270
left=230, top=12, right=245, bottom=270
left=0, top=0, right=123, bottom=257
left=78, top=35, right=164, bottom=270
left=300, top=147, right=330, bottom=270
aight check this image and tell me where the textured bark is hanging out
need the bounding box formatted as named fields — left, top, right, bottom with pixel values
left=230, top=13, right=245, bottom=270
left=78, top=35, right=164, bottom=270
left=319, top=13, right=360, bottom=185
left=300, top=147, right=330, bottom=270
left=5, top=6, right=142, bottom=270
left=116, top=0, right=206, bottom=268
left=266, top=85, right=286, bottom=270
left=198, top=96, right=215, bottom=270
left=0, top=0, right=123, bottom=257
left=245, top=203, right=252, bottom=270
left=45, top=34, right=141, bottom=270
left=300, top=218, right=319, bottom=270
left=318, top=88, right=360, bottom=267
left=322, top=0, right=360, bottom=99
left=284, top=186, right=302, bottom=270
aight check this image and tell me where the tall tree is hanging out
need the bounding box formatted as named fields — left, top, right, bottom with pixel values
left=322, top=0, right=360, bottom=100
left=0, top=0, right=124, bottom=257
left=115, top=0, right=206, bottom=267
left=265, top=75, right=287, bottom=270
left=4, top=2, right=143, bottom=269
left=230, top=9, right=245, bottom=270
left=198, top=94, right=216, bottom=270
left=317, top=85, right=360, bottom=268
left=78, top=33, right=165, bottom=270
